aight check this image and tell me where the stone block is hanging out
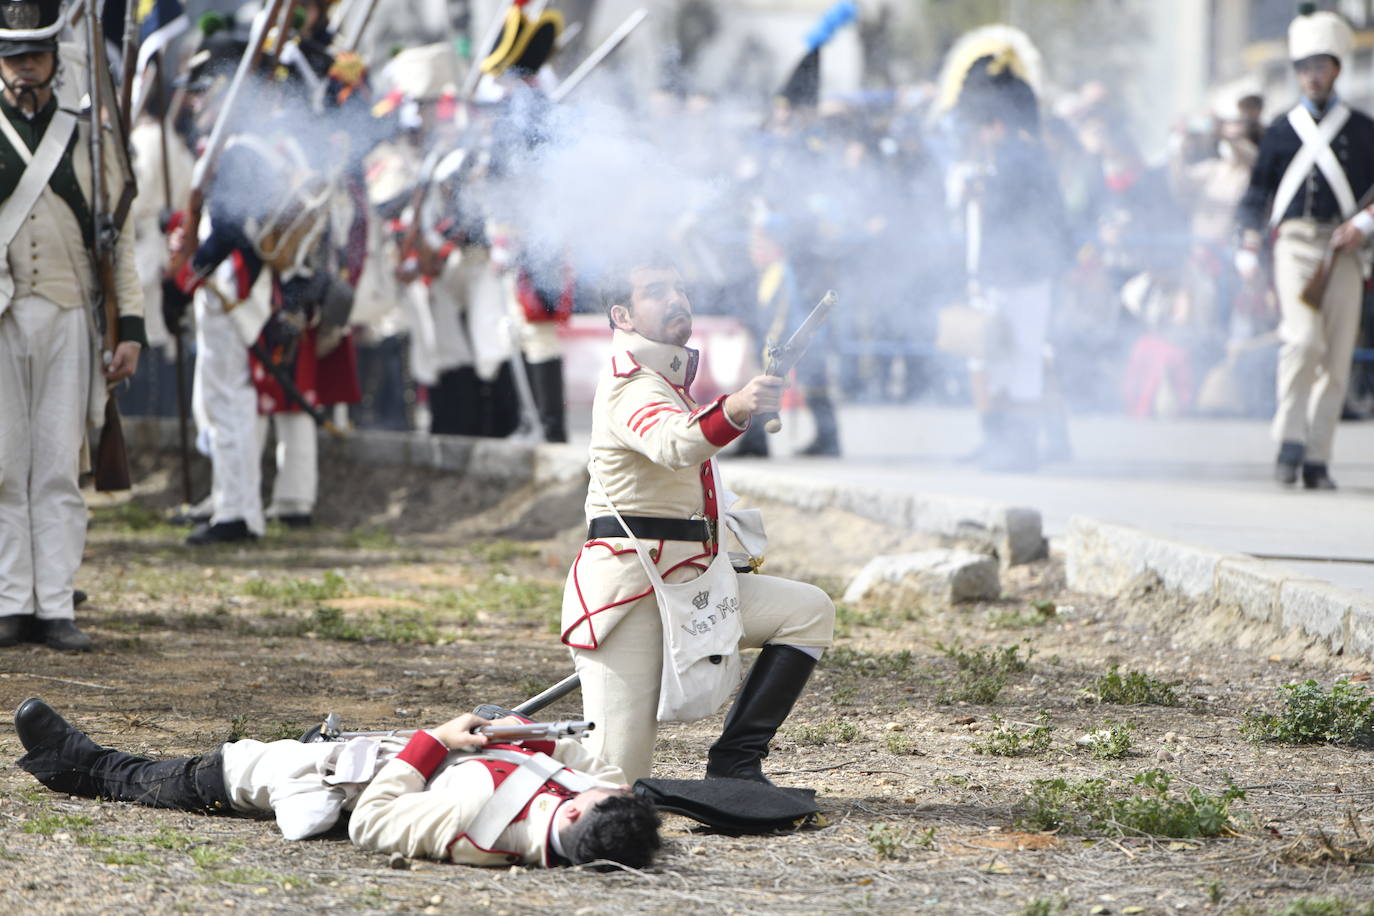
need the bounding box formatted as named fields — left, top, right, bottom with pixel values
left=1065, top=517, right=1226, bottom=599
left=1214, top=558, right=1290, bottom=625
left=1279, top=581, right=1352, bottom=654
left=1347, top=597, right=1374, bottom=660
left=842, top=549, right=1000, bottom=605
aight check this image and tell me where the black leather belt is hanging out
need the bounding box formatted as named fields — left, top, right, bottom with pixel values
left=588, top=515, right=712, bottom=542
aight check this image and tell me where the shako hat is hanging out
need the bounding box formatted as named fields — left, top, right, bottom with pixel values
left=1288, top=3, right=1353, bottom=64
left=776, top=0, right=858, bottom=111
left=481, top=0, right=563, bottom=78
left=0, top=0, right=63, bottom=57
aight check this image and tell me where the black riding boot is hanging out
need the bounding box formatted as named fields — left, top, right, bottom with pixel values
left=799, top=393, right=840, bottom=456
left=526, top=358, right=568, bottom=443
left=706, top=645, right=817, bottom=784
left=15, top=698, right=230, bottom=813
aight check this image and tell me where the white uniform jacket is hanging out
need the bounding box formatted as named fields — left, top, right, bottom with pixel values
left=349, top=730, right=626, bottom=867
left=560, top=329, right=747, bottom=650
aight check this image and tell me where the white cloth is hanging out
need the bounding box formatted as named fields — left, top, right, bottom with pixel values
left=192, top=261, right=265, bottom=536
left=258, top=411, right=317, bottom=517
left=969, top=279, right=1054, bottom=402
left=0, top=295, right=90, bottom=619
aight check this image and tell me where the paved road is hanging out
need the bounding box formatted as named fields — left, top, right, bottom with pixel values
left=574, top=404, right=1374, bottom=596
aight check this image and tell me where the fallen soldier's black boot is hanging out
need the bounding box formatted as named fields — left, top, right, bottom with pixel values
left=15, top=698, right=230, bottom=813
left=706, top=645, right=817, bottom=784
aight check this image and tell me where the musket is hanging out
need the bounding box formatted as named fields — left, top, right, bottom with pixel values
left=267, top=0, right=299, bottom=72
left=171, top=0, right=288, bottom=278
left=87, top=0, right=132, bottom=491
left=759, top=290, right=838, bottom=434
left=116, top=0, right=138, bottom=135
left=304, top=716, right=593, bottom=743
left=246, top=339, right=343, bottom=436
left=460, top=0, right=515, bottom=102
left=549, top=7, right=648, bottom=104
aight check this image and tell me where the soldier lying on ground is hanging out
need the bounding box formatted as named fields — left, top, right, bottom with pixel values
left=14, top=698, right=660, bottom=869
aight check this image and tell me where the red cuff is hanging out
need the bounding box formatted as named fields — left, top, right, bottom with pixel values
left=695, top=396, right=745, bottom=447
left=397, top=730, right=449, bottom=778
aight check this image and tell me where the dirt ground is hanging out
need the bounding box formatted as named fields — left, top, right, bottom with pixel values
left=3, top=457, right=1374, bottom=915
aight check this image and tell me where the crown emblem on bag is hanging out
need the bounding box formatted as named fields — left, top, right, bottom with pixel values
left=692, top=591, right=709, bottom=609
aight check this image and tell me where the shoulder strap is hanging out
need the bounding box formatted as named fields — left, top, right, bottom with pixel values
left=0, top=109, right=77, bottom=250
left=1271, top=104, right=1354, bottom=227
left=464, top=751, right=564, bottom=850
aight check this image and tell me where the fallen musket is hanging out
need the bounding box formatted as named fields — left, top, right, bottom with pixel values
left=303, top=715, right=592, bottom=744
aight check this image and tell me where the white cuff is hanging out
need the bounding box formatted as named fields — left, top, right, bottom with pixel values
left=1352, top=208, right=1374, bottom=238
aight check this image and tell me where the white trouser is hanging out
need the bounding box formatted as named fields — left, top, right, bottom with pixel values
left=0, top=296, right=90, bottom=620
left=220, top=736, right=404, bottom=840
left=570, top=572, right=834, bottom=783
left=257, top=411, right=317, bottom=517
left=1270, top=220, right=1364, bottom=463
left=192, top=284, right=264, bottom=535
left=968, top=279, right=1054, bottom=403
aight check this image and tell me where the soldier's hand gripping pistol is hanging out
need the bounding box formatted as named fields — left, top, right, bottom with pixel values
left=758, top=290, right=839, bottom=434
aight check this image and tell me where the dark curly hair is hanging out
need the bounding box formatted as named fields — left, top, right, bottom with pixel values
left=600, top=253, right=682, bottom=329
left=561, top=793, right=662, bottom=869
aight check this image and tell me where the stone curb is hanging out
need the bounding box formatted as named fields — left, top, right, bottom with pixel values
left=121, top=419, right=1046, bottom=565
left=720, top=466, right=1045, bottom=566
left=1065, top=515, right=1373, bottom=658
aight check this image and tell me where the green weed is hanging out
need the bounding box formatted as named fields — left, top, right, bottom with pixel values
left=937, top=640, right=1034, bottom=675
left=22, top=813, right=95, bottom=835
left=824, top=646, right=919, bottom=678
left=990, top=601, right=1058, bottom=629
left=102, top=850, right=153, bottom=866
left=1014, top=769, right=1243, bottom=837
left=972, top=713, right=1054, bottom=757
left=343, top=527, right=398, bottom=550
left=243, top=571, right=349, bottom=606
left=1272, top=900, right=1374, bottom=916
left=884, top=732, right=920, bottom=755
left=939, top=674, right=1007, bottom=704
left=1093, top=666, right=1181, bottom=706
left=1022, top=899, right=1066, bottom=916
left=1083, top=720, right=1135, bottom=760
left=310, top=606, right=442, bottom=644
left=1240, top=679, right=1374, bottom=747
left=792, top=719, right=860, bottom=747
left=468, top=538, right=537, bottom=564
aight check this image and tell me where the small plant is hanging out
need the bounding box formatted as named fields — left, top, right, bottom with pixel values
left=1083, top=720, right=1135, bottom=759
left=468, top=538, right=536, bottom=565
left=1014, top=769, right=1243, bottom=838
left=885, top=732, right=920, bottom=755
left=102, top=850, right=153, bottom=866
left=939, top=674, right=1007, bottom=705
left=937, top=640, right=1034, bottom=675
left=824, top=646, right=919, bottom=678
left=866, top=823, right=916, bottom=860
left=990, top=601, right=1058, bottom=630
left=1093, top=666, right=1181, bottom=706
left=973, top=713, right=1055, bottom=757
left=1240, top=679, right=1374, bottom=747
left=243, top=571, right=349, bottom=606
left=792, top=719, right=859, bottom=747
left=344, top=527, right=398, bottom=550
left=1022, top=899, right=1065, bottom=916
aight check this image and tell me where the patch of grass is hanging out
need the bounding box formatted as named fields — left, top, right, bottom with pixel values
left=939, top=674, right=1007, bottom=705
left=91, top=501, right=173, bottom=532
left=243, top=571, right=349, bottom=606
left=824, top=645, right=919, bottom=678
left=1082, top=720, right=1136, bottom=760
left=792, top=719, right=860, bottom=747
left=1273, top=900, right=1374, bottom=916
left=468, top=538, right=537, bottom=565
left=343, top=527, right=398, bottom=550
left=189, top=846, right=233, bottom=870
left=1092, top=666, right=1181, bottom=707
left=310, top=605, right=442, bottom=644
left=937, top=640, right=1034, bottom=675
left=1240, top=679, right=1374, bottom=747
left=972, top=713, right=1054, bottom=757
left=1014, top=769, right=1243, bottom=838
left=1022, top=899, right=1066, bottom=916
left=22, top=813, right=96, bottom=835
left=884, top=732, right=920, bottom=755
left=989, top=600, right=1058, bottom=629
left=205, top=867, right=309, bottom=889
left=147, top=828, right=195, bottom=850
left=102, top=850, right=154, bottom=866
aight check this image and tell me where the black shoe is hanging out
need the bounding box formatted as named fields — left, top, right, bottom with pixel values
left=35, top=619, right=92, bottom=652
left=1276, top=440, right=1304, bottom=486
left=277, top=513, right=314, bottom=530
left=1302, top=463, right=1337, bottom=490
left=706, top=645, right=818, bottom=784
left=15, top=698, right=230, bottom=812
left=186, top=520, right=257, bottom=546
left=0, top=615, right=28, bottom=647
left=73, top=589, right=87, bottom=607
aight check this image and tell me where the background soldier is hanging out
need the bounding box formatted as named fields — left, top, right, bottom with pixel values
left=0, top=0, right=144, bottom=651
left=1236, top=6, right=1374, bottom=490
